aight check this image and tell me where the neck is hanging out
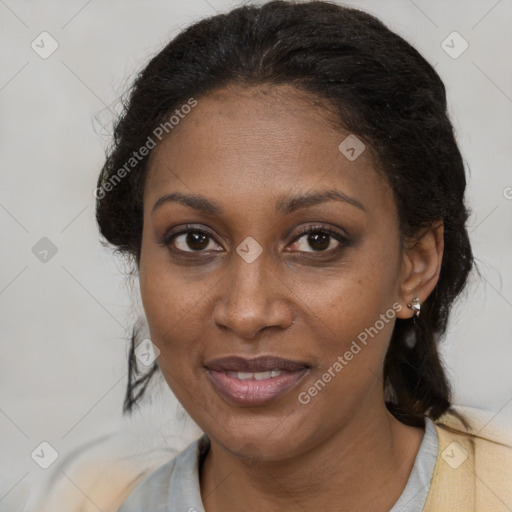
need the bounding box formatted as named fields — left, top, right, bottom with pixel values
left=200, top=400, right=425, bottom=512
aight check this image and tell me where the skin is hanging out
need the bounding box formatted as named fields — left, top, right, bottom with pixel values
left=138, top=83, right=444, bottom=511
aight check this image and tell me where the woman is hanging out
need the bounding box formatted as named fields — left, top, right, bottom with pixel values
left=34, top=1, right=512, bottom=510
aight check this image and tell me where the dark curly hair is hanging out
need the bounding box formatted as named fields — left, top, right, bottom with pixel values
left=96, top=0, right=474, bottom=427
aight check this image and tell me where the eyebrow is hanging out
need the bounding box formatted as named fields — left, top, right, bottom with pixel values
left=151, top=189, right=365, bottom=216
left=276, top=189, right=365, bottom=214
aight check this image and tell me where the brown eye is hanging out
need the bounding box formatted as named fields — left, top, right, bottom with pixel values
left=175, top=231, right=210, bottom=251
left=304, top=232, right=331, bottom=251
left=289, top=226, right=348, bottom=253
left=166, top=228, right=222, bottom=253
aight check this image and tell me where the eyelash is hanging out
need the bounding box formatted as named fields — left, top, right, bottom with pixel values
left=161, top=223, right=350, bottom=256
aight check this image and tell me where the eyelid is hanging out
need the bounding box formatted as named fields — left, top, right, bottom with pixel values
left=292, top=224, right=349, bottom=242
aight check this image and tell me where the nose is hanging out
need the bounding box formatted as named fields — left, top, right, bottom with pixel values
left=213, top=251, right=294, bottom=339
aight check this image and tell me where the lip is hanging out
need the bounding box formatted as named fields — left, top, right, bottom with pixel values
left=205, top=355, right=310, bottom=406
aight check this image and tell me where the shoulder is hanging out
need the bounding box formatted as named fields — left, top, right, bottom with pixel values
left=24, top=431, right=179, bottom=512
left=435, top=405, right=512, bottom=464
left=118, top=433, right=209, bottom=512
left=423, top=406, right=512, bottom=512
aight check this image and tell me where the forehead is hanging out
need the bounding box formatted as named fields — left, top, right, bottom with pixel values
left=144, top=84, right=393, bottom=214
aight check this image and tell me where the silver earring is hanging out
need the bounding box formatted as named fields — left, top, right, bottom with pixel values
left=407, top=297, right=421, bottom=317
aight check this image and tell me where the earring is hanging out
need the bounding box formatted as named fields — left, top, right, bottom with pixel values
left=407, top=297, right=421, bottom=317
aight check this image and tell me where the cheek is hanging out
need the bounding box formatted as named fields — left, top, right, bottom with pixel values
left=295, top=282, right=398, bottom=423
left=138, top=240, right=208, bottom=364
left=293, top=244, right=401, bottom=384
left=140, top=270, right=205, bottom=349
left=296, top=249, right=400, bottom=337
left=139, top=263, right=209, bottom=407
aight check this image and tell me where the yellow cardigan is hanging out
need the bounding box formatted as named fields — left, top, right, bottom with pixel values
left=423, top=412, right=512, bottom=511
left=30, top=411, right=512, bottom=512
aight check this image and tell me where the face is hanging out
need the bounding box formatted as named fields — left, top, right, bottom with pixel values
left=139, top=84, right=407, bottom=461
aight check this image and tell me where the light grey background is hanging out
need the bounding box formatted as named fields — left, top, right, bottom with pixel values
left=1, top=0, right=511, bottom=510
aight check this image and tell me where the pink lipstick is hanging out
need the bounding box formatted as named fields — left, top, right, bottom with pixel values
left=205, top=355, right=310, bottom=406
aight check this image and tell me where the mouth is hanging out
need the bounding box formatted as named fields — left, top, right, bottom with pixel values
left=205, top=355, right=311, bottom=406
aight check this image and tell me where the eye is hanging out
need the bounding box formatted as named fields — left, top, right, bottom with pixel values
left=161, top=224, right=349, bottom=255
left=288, top=225, right=348, bottom=253
left=163, top=225, right=222, bottom=253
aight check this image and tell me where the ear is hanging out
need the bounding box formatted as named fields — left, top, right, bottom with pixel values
left=395, top=221, right=444, bottom=319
